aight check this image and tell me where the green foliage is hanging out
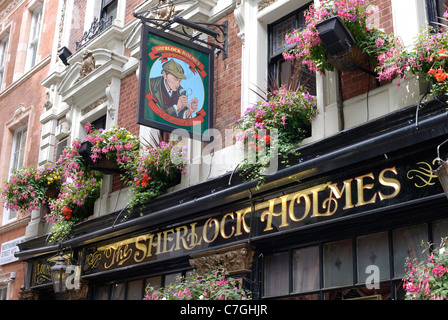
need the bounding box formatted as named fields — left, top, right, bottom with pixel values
left=144, top=267, right=251, bottom=300
left=403, top=237, right=448, bottom=300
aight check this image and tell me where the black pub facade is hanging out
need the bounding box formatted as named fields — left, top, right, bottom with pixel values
left=16, top=99, right=448, bottom=300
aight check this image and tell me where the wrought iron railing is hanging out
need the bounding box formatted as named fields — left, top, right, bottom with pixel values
left=76, top=16, right=113, bottom=51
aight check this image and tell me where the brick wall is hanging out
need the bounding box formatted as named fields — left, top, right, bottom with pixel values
left=0, top=0, right=55, bottom=300
left=0, top=222, right=27, bottom=300
left=68, top=0, right=87, bottom=52
left=212, top=13, right=242, bottom=147
left=339, top=0, right=393, bottom=101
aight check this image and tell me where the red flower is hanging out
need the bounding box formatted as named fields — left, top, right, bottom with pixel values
left=434, top=68, right=448, bottom=82
left=62, top=206, right=72, bottom=220
left=263, top=135, right=272, bottom=144
left=141, top=174, right=151, bottom=187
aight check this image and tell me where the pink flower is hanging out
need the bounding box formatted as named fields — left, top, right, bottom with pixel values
left=375, top=38, right=384, bottom=47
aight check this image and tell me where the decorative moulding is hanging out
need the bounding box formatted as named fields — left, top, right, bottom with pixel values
left=189, top=243, right=255, bottom=275
left=58, top=48, right=128, bottom=107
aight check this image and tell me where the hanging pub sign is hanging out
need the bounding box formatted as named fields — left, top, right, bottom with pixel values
left=137, top=24, right=214, bottom=141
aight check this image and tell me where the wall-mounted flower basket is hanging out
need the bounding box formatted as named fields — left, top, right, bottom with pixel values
left=79, top=141, right=122, bottom=174
left=45, top=187, right=60, bottom=199
left=316, top=16, right=370, bottom=72
left=328, top=45, right=370, bottom=72
left=316, top=16, right=355, bottom=55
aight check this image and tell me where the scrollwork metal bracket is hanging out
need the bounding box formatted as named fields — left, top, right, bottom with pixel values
left=133, top=8, right=228, bottom=59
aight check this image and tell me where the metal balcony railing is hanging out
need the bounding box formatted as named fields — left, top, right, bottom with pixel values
left=76, top=16, right=113, bottom=51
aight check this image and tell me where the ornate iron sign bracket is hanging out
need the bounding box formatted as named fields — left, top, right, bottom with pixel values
left=133, top=11, right=228, bottom=60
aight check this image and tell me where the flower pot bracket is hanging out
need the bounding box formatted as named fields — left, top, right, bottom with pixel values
left=79, top=141, right=123, bottom=174
left=79, top=141, right=94, bottom=165
left=316, top=16, right=355, bottom=55
left=317, top=16, right=380, bottom=85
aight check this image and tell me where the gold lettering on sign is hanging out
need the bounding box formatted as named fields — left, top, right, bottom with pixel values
left=86, top=251, right=101, bottom=268
left=378, top=167, right=401, bottom=200
left=32, top=263, right=52, bottom=285
left=407, top=160, right=438, bottom=188
left=86, top=166, right=404, bottom=272
left=103, top=243, right=133, bottom=269
left=261, top=167, right=401, bottom=232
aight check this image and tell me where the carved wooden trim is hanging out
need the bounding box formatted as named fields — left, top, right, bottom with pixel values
left=189, top=243, right=255, bottom=275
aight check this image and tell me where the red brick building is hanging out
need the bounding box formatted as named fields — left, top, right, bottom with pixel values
left=0, top=0, right=58, bottom=300
left=5, top=0, right=448, bottom=301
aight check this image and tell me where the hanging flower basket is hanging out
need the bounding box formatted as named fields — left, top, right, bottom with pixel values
left=328, top=45, right=371, bottom=72
left=79, top=141, right=122, bottom=174
left=45, top=187, right=60, bottom=199
left=315, top=16, right=370, bottom=72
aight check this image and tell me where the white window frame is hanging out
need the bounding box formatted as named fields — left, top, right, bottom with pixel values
left=0, top=36, right=8, bottom=89
left=2, top=125, right=28, bottom=225
left=25, top=5, right=43, bottom=71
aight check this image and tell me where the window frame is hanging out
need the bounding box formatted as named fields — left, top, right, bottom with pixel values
left=267, top=2, right=316, bottom=95
left=0, top=35, right=9, bottom=89
left=0, top=286, right=7, bottom=300
left=25, top=5, right=43, bottom=71
left=92, top=270, right=190, bottom=300
left=426, top=0, right=448, bottom=28
left=262, top=218, right=448, bottom=300
left=2, top=125, right=28, bottom=224
left=100, top=0, right=118, bottom=22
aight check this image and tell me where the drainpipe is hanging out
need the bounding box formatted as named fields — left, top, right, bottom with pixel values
left=337, top=70, right=345, bottom=131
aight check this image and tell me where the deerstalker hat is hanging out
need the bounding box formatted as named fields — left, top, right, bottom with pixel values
left=162, top=59, right=186, bottom=79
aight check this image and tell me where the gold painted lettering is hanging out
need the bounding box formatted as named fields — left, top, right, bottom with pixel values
left=235, top=208, right=251, bottom=236
left=175, top=225, right=190, bottom=250
left=288, top=191, right=311, bottom=222
left=155, top=232, right=162, bottom=255
left=203, top=218, right=219, bottom=243
left=328, top=179, right=354, bottom=210
left=220, top=212, right=235, bottom=239
left=355, top=173, right=377, bottom=207
left=310, top=184, right=333, bottom=218
left=378, top=167, right=401, bottom=201
left=260, top=195, right=290, bottom=231
left=134, top=235, right=148, bottom=263
left=103, top=243, right=133, bottom=269
left=162, top=229, right=175, bottom=254
left=145, top=233, right=156, bottom=257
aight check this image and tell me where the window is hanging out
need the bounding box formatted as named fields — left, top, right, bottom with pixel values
left=426, top=0, right=448, bottom=28
left=93, top=271, right=188, bottom=300
left=3, top=125, right=28, bottom=224
left=293, top=246, right=320, bottom=293
left=0, top=287, right=7, bottom=300
left=91, top=115, right=107, bottom=131
left=268, top=3, right=316, bottom=95
left=0, top=36, right=8, bottom=88
left=10, top=126, right=28, bottom=173
left=101, top=0, right=117, bottom=22
left=262, top=220, right=447, bottom=300
left=55, top=138, right=68, bottom=163
left=264, top=252, right=289, bottom=297
left=25, top=5, right=43, bottom=71
left=323, top=239, right=353, bottom=288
